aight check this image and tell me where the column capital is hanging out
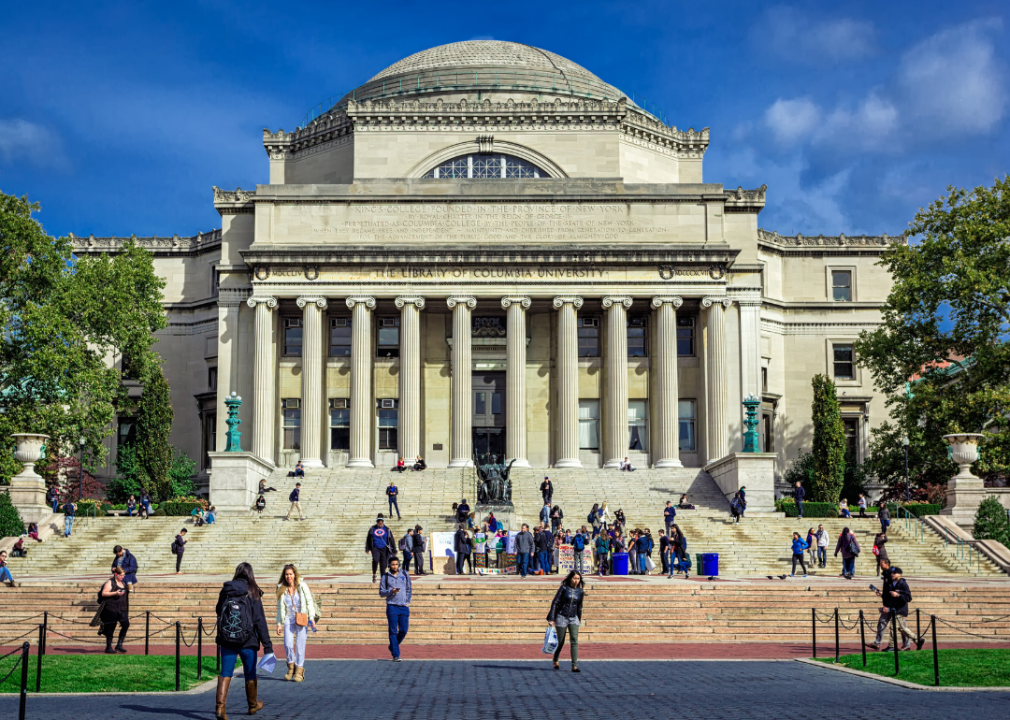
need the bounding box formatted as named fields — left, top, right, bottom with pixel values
left=246, top=295, right=277, bottom=309
left=552, top=295, right=584, bottom=310
left=501, top=296, right=531, bottom=310
left=651, top=295, right=683, bottom=309
left=345, top=295, right=376, bottom=309
left=446, top=295, right=477, bottom=309
left=395, top=296, right=426, bottom=310
left=296, top=296, right=328, bottom=310
left=602, top=295, right=633, bottom=309
left=701, top=296, right=733, bottom=309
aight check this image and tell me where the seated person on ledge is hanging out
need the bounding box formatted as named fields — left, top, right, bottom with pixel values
left=259, top=478, right=277, bottom=493
left=205, top=506, right=217, bottom=524
left=191, top=507, right=205, bottom=526
left=11, top=537, right=27, bottom=558
left=413, top=455, right=427, bottom=471
left=255, top=495, right=266, bottom=513
left=678, top=494, right=696, bottom=510
left=456, top=499, right=470, bottom=523
left=289, top=461, right=306, bottom=478
left=395, top=456, right=407, bottom=472
left=27, top=523, right=40, bottom=542
left=619, top=457, right=636, bottom=472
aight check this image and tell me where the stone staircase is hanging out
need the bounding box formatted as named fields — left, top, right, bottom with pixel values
left=7, top=466, right=1006, bottom=578
left=1, top=580, right=1009, bottom=647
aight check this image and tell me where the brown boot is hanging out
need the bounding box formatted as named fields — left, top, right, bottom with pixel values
left=215, top=676, right=231, bottom=720
left=284, top=663, right=295, bottom=681
left=293, top=666, right=304, bottom=682
left=245, top=678, right=263, bottom=715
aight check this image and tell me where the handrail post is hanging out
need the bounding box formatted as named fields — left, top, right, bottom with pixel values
left=197, top=617, right=203, bottom=680
left=931, top=615, right=939, bottom=686
left=19, top=642, right=29, bottom=720
left=834, top=607, right=840, bottom=663
left=811, top=607, right=816, bottom=658
left=891, top=608, right=900, bottom=675
left=42, top=611, right=47, bottom=657
left=175, top=622, right=181, bottom=692
left=916, top=608, right=921, bottom=641
left=145, top=611, right=150, bottom=656
left=859, top=609, right=867, bottom=667
left=35, top=624, right=43, bottom=692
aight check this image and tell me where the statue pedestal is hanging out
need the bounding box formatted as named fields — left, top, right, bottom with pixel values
left=208, top=452, right=274, bottom=515
left=941, top=433, right=986, bottom=529
left=705, top=453, right=778, bottom=513
left=8, top=433, right=51, bottom=525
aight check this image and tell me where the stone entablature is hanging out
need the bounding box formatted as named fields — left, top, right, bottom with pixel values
left=69, top=229, right=221, bottom=256
left=757, top=228, right=905, bottom=253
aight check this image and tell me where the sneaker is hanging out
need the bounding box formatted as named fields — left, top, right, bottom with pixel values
left=802, top=575, right=808, bottom=578
left=879, top=645, right=891, bottom=652
left=392, top=657, right=402, bottom=662
left=900, top=644, right=912, bottom=652
left=868, top=642, right=880, bottom=650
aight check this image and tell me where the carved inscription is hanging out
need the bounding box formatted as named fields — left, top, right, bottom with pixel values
left=310, top=203, right=669, bottom=243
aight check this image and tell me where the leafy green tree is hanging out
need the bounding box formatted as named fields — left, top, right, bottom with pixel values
left=168, top=451, right=198, bottom=499
left=105, top=445, right=143, bottom=504
left=134, top=368, right=173, bottom=500
left=0, top=492, right=25, bottom=537
left=810, top=374, right=846, bottom=502
left=856, top=177, right=1010, bottom=493
left=0, top=191, right=166, bottom=478
left=973, top=496, right=1010, bottom=547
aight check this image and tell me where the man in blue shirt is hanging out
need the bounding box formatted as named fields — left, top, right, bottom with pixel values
left=387, top=482, right=400, bottom=519
left=285, top=483, right=304, bottom=520
left=663, top=501, right=676, bottom=534
left=366, top=517, right=392, bottom=582
left=379, top=556, right=412, bottom=662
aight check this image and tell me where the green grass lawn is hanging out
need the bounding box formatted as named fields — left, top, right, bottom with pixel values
left=817, top=648, right=1010, bottom=687
left=0, top=653, right=218, bottom=693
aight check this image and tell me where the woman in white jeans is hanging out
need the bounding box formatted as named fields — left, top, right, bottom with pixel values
left=275, top=564, right=315, bottom=682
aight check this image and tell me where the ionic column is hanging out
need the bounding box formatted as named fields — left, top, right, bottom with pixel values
left=651, top=296, right=684, bottom=468
left=396, top=296, right=425, bottom=463
left=603, top=296, right=633, bottom=468
left=553, top=296, right=583, bottom=468
left=702, top=297, right=732, bottom=462
left=502, top=296, right=531, bottom=468
left=346, top=296, right=376, bottom=468
left=447, top=296, right=477, bottom=468
left=247, top=295, right=278, bottom=464
left=296, top=296, right=327, bottom=468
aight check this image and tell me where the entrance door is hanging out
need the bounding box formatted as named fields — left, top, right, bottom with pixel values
left=472, top=372, right=505, bottom=461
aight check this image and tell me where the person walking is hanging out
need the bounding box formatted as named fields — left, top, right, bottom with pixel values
left=658, top=530, right=670, bottom=575
left=379, top=556, right=412, bottom=662
left=730, top=487, right=746, bottom=522
left=140, top=489, right=153, bottom=518
left=46, top=485, right=59, bottom=514
left=869, top=561, right=922, bottom=651
left=536, top=524, right=555, bottom=575
left=112, top=545, right=138, bottom=592
left=834, top=526, right=860, bottom=579
left=399, top=528, right=414, bottom=574
left=386, top=481, right=401, bottom=519
left=878, top=504, right=891, bottom=536
left=284, top=483, right=304, bottom=521
left=214, top=562, right=274, bottom=720
left=816, top=524, right=829, bottom=568
left=515, top=523, right=535, bottom=578
left=275, top=564, right=315, bottom=682
left=63, top=500, right=76, bottom=537
left=98, top=566, right=130, bottom=653
left=804, top=527, right=817, bottom=569
left=594, top=532, right=611, bottom=576
left=858, top=493, right=868, bottom=518
left=668, top=524, right=689, bottom=579
left=172, top=529, right=187, bottom=574
left=572, top=528, right=587, bottom=574
left=366, top=517, right=393, bottom=582
left=453, top=524, right=468, bottom=575
left=873, top=532, right=890, bottom=576
left=788, top=532, right=809, bottom=578
left=547, top=570, right=585, bottom=672
left=794, top=481, right=805, bottom=519
left=541, top=477, right=553, bottom=506
left=663, top=501, right=676, bottom=535
left=412, top=526, right=427, bottom=575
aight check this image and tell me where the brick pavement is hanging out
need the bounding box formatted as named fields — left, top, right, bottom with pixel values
left=2, top=660, right=1009, bottom=719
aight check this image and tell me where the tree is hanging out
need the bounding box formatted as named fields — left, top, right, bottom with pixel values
left=856, top=177, right=1010, bottom=494
left=810, top=374, right=846, bottom=502
left=973, top=496, right=1010, bottom=547
left=134, top=368, right=173, bottom=500
left=0, top=191, right=166, bottom=478
left=0, top=492, right=24, bottom=538
left=168, top=451, right=198, bottom=498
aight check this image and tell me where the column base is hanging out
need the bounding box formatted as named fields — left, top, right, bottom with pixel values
left=507, top=458, right=531, bottom=468
left=346, top=458, right=375, bottom=468
left=554, top=458, right=583, bottom=468
left=603, top=458, right=623, bottom=469
left=448, top=458, right=474, bottom=468
left=298, top=458, right=325, bottom=469
left=654, top=458, right=684, bottom=468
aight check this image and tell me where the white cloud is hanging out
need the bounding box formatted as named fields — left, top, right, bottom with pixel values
left=765, top=98, right=821, bottom=143
left=764, top=94, right=897, bottom=149
left=0, top=119, right=66, bottom=168
left=896, top=19, right=1006, bottom=133
left=754, top=6, right=876, bottom=63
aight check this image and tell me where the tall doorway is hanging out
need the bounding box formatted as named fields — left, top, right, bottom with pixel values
left=472, top=372, right=505, bottom=461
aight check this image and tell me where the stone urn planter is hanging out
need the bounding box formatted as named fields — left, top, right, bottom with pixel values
left=941, top=433, right=986, bottom=526
left=8, top=433, right=51, bottom=525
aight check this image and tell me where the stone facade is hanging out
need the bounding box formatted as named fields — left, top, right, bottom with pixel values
left=71, top=41, right=899, bottom=492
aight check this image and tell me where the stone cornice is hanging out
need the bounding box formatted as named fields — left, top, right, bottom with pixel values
left=724, top=185, right=767, bottom=213
left=213, top=187, right=256, bottom=215
left=758, top=228, right=905, bottom=254
left=70, top=229, right=221, bottom=257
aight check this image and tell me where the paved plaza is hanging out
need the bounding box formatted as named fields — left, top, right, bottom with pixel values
left=4, top=660, right=1009, bottom=719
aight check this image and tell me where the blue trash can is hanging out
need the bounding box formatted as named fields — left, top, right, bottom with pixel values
left=700, top=553, right=719, bottom=576
left=611, top=552, right=629, bottom=576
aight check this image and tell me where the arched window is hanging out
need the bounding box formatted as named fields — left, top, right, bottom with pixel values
left=424, top=153, right=546, bottom=179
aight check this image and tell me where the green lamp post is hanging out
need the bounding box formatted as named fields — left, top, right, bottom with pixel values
left=224, top=392, right=243, bottom=452
left=742, top=393, right=761, bottom=453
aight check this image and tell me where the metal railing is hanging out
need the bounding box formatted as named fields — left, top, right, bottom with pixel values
left=300, top=69, right=670, bottom=128
left=893, top=504, right=984, bottom=574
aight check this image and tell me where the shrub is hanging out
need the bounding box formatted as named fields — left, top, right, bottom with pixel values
left=0, top=492, right=25, bottom=537
left=888, top=503, right=942, bottom=518
left=973, top=496, right=1010, bottom=546
left=159, top=497, right=208, bottom=517
left=775, top=500, right=839, bottom=518
left=168, top=451, right=198, bottom=499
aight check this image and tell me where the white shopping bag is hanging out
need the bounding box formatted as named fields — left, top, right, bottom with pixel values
left=645, top=556, right=655, bottom=572
left=541, top=624, right=559, bottom=655
left=257, top=652, right=277, bottom=674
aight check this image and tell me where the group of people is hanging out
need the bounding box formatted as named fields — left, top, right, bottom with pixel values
left=393, top=455, right=427, bottom=472
left=786, top=524, right=896, bottom=580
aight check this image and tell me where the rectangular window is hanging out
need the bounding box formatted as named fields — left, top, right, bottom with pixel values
left=761, top=367, right=768, bottom=394
left=762, top=411, right=774, bottom=453
left=202, top=411, right=216, bottom=469
left=475, top=392, right=486, bottom=415
left=117, top=416, right=136, bottom=447
left=628, top=400, right=648, bottom=452
left=677, top=317, right=695, bottom=356
left=330, top=317, right=351, bottom=356
left=832, top=270, right=853, bottom=301
left=843, top=417, right=859, bottom=464
left=377, top=317, right=400, bottom=358
left=678, top=399, right=696, bottom=452
left=282, top=399, right=301, bottom=450
left=210, top=267, right=220, bottom=298
left=283, top=317, right=303, bottom=356
left=578, top=317, right=600, bottom=357
left=628, top=316, right=647, bottom=357
left=378, top=399, right=398, bottom=451
left=208, top=367, right=218, bottom=390
left=578, top=399, right=600, bottom=450
left=329, top=398, right=350, bottom=451
left=833, top=344, right=855, bottom=379
left=491, top=392, right=502, bottom=415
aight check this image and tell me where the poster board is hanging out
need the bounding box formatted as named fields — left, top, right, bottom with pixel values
left=430, top=531, right=457, bottom=574
left=557, top=544, right=575, bottom=574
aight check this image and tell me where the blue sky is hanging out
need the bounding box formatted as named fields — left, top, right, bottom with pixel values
left=2, top=0, right=1007, bottom=239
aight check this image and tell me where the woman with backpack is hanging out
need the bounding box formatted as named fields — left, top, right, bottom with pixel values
left=275, top=563, right=315, bottom=683
left=834, top=527, right=861, bottom=579
left=215, top=562, right=274, bottom=720
left=589, top=503, right=601, bottom=538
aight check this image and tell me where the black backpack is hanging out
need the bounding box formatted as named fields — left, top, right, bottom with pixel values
left=848, top=535, right=860, bottom=556
left=219, top=594, right=255, bottom=646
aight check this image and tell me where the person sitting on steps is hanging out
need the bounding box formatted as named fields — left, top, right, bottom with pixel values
left=412, top=455, right=426, bottom=471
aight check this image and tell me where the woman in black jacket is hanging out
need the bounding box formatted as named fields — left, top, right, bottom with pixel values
left=215, top=562, right=274, bottom=720
left=547, top=570, right=585, bottom=672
